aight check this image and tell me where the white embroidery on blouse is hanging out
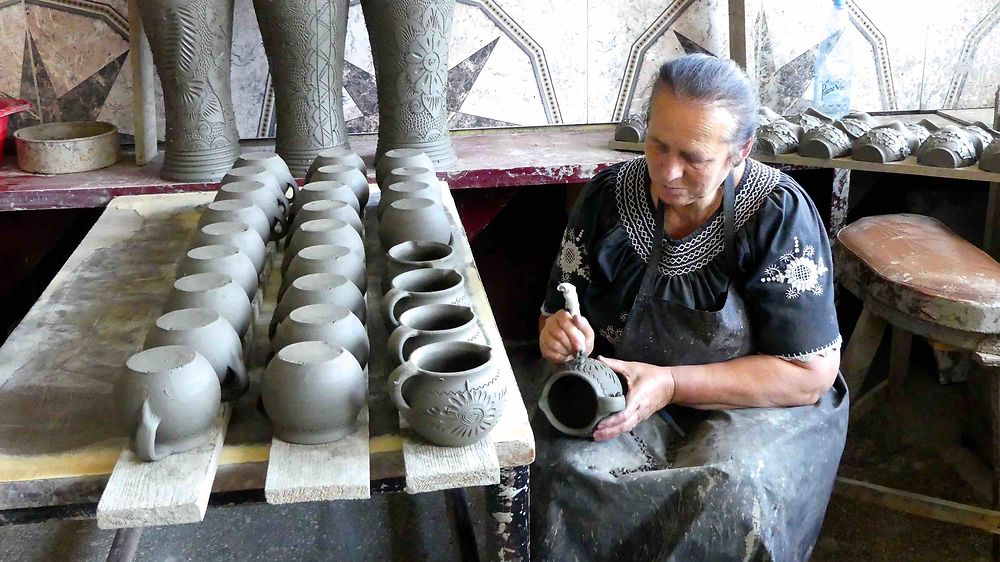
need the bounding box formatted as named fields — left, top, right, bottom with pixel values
left=614, top=157, right=782, bottom=276
left=598, top=312, right=630, bottom=345
left=558, top=227, right=590, bottom=282
left=760, top=237, right=829, bottom=299
left=777, top=335, right=842, bottom=362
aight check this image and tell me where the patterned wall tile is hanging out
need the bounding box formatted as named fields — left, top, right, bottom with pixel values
left=459, top=32, right=546, bottom=125
left=231, top=0, right=269, bottom=139
left=923, top=2, right=997, bottom=109
left=853, top=0, right=929, bottom=110
left=0, top=3, right=26, bottom=98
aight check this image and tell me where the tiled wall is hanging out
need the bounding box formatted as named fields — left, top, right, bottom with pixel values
left=2, top=0, right=998, bottom=143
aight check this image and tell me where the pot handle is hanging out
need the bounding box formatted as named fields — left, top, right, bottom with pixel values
left=388, top=363, right=418, bottom=413
left=274, top=197, right=289, bottom=233
left=387, top=325, right=418, bottom=367
left=382, top=288, right=409, bottom=329
left=221, top=355, right=250, bottom=402
left=135, top=400, right=165, bottom=462
left=598, top=395, right=627, bottom=415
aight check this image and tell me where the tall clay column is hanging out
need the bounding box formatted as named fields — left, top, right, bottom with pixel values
left=254, top=0, right=351, bottom=177
left=136, top=0, right=240, bottom=181
left=361, top=0, right=457, bottom=168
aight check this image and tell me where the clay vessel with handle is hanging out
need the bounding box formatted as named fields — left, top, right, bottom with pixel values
left=199, top=199, right=272, bottom=244
left=178, top=244, right=258, bottom=299
left=232, top=151, right=299, bottom=202
left=214, top=180, right=288, bottom=238
left=310, top=164, right=370, bottom=210
left=163, top=272, right=252, bottom=337
left=271, top=303, right=369, bottom=367
left=387, top=303, right=484, bottom=368
left=221, top=166, right=290, bottom=217
left=382, top=267, right=467, bottom=328
left=383, top=240, right=456, bottom=291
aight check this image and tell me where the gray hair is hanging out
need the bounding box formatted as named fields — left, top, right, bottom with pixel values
left=646, top=54, right=759, bottom=160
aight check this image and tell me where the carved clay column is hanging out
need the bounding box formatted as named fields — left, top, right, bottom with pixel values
left=136, top=0, right=240, bottom=181
left=254, top=0, right=351, bottom=177
left=361, top=0, right=457, bottom=168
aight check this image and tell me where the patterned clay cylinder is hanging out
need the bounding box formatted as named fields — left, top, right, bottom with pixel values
left=136, top=0, right=240, bottom=181
left=254, top=0, right=351, bottom=177
left=361, top=0, right=457, bottom=167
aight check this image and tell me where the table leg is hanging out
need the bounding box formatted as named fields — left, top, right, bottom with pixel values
left=106, top=527, right=142, bottom=562
left=446, top=488, right=480, bottom=562
left=985, top=182, right=1000, bottom=260
left=485, top=465, right=529, bottom=562
left=991, top=371, right=1000, bottom=562
left=830, top=168, right=851, bottom=242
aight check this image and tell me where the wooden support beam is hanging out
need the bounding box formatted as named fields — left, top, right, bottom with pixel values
left=728, top=0, right=748, bottom=69
left=127, top=0, right=157, bottom=165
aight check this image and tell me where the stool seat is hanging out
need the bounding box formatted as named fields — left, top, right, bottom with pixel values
left=838, top=213, right=1000, bottom=333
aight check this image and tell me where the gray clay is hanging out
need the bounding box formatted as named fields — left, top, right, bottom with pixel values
left=295, top=181, right=361, bottom=217
left=281, top=218, right=365, bottom=272
left=789, top=107, right=835, bottom=131
left=981, top=139, right=1000, bottom=172
left=178, top=243, right=259, bottom=299
left=798, top=123, right=853, bottom=159
left=198, top=199, right=272, bottom=245
left=289, top=199, right=363, bottom=238
left=852, top=121, right=918, bottom=163
left=271, top=273, right=366, bottom=337
left=193, top=221, right=267, bottom=275
left=271, top=303, right=370, bottom=367
left=754, top=120, right=804, bottom=155
left=377, top=180, right=441, bottom=220
left=164, top=272, right=252, bottom=337
left=387, top=303, right=483, bottom=367
left=307, top=147, right=367, bottom=180
left=539, top=357, right=626, bottom=437
left=309, top=164, right=370, bottom=209
left=232, top=152, right=299, bottom=202
left=382, top=267, right=466, bottom=328
left=614, top=114, right=646, bottom=143
left=378, top=197, right=452, bottom=250
left=918, top=125, right=981, bottom=168
left=281, top=244, right=367, bottom=300
left=374, top=148, right=435, bottom=187
left=383, top=240, right=456, bottom=291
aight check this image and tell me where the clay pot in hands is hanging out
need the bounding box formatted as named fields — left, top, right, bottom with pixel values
left=379, top=198, right=451, bottom=250
left=383, top=267, right=467, bottom=327
left=199, top=199, right=272, bottom=244
left=232, top=152, right=298, bottom=202
left=281, top=244, right=367, bottom=300
left=271, top=303, right=369, bottom=367
left=918, top=125, right=984, bottom=168
left=177, top=244, right=258, bottom=299
left=192, top=221, right=266, bottom=275
left=289, top=199, right=363, bottom=238
left=281, top=218, right=365, bottom=272
left=309, top=164, right=370, bottom=210
left=374, top=148, right=433, bottom=187
left=262, top=341, right=365, bottom=444
left=144, top=308, right=249, bottom=401
left=116, top=345, right=221, bottom=461
left=307, top=147, right=367, bottom=179
left=387, top=303, right=483, bottom=368
left=296, top=181, right=361, bottom=217
left=387, top=341, right=505, bottom=447
left=384, top=240, right=457, bottom=290
left=754, top=120, right=804, bottom=155
left=164, top=272, right=252, bottom=337
left=221, top=165, right=290, bottom=214
left=215, top=180, right=288, bottom=238
left=377, top=180, right=440, bottom=219
left=271, top=272, right=366, bottom=337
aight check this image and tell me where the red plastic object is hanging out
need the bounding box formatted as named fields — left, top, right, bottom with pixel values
left=0, top=98, right=32, bottom=166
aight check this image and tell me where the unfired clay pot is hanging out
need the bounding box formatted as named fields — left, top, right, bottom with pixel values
left=262, top=341, right=365, bottom=444
left=177, top=244, right=258, bottom=298
left=271, top=272, right=366, bottom=337
left=798, top=123, right=854, bottom=159
left=232, top=152, right=298, bottom=201
left=374, top=148, right=434, bottom=187
left=378, top=198, right=451, bottom=250
left=214, top=180, right=288, bottom=236
left=164, top=272, right=252, bottom=337
left=918, top=125, right=984, bottom=168
left=388, top=341, right=505, bottom=447
left=309, top=164, right=370, bottom=210
left=377, top=180, right=439, bottom=220
left=289, top=199, right=363, bottom=238
left=384, top=166, right=437, bottom=189
left=384, top=240, right=457, bottom=290
left=192, top=221, right=266, bottom=274
left=982, top=139, right=1000, bottom=172
left=271, top=303, right=369, bottom=367
left=295, top=181, right=361, bottom=217
left=387, top=303, right=483, bottom=368
left=383, top=267, right=467, bottom=327
left=116, top=345, right=221, bottom=461
left=852, top=121, right=922, bottom=163
left=199, top=199, right=273, bottom=243
left=144, top=308, right=249, bottom=401
left=754, top=120, right=804, bottom=155
left=221, top=165, right=291, bottom=213
left=307, top=147, right=367, bottom=180
left=281, top=217, right=365, bottom=272
left=281, top=244, right=367, bottom=300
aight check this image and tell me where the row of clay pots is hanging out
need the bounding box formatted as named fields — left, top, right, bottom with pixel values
left=116, top=153, right=298, bottom=461
left=261, top=149, right=371, bottom=445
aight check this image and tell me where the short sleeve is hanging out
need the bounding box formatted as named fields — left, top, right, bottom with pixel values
left=540, top=166, right=618, bottom=316
left=742, top=178, right=842, bottom=361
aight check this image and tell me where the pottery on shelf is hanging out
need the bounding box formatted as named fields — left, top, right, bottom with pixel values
left=798, top=123, right=854, bottom=159
left=192, top=221, right=266, bottom=274
left=835, top=112, right=880, bottom=139
left=309, top=164, right=370, bottom=209
left=253, top=0, right=351, bottom=176
left=614, top=113, right=646, bottom=143
left=262, top=341, right=365, bottom=444
left=383, top=267, right=467, bottom=327
left=377, top=180, right=440, bottom=220
left=295, top=181, right=361, bottom=217
left=384, top=240, right=457, bottom=290
left=281, top=217, right=365, bottom=272
left=135, top=0, right=239, bottom=181
left=144, top=308, right=248, bottom=401
left=281, top=244, right=367, bottom=300
left=788, top=107, right=835, bottom=131
left=756, top=106, right=782, bottom=126
left=271, top=272, right=366, bottom=337
left=917, top=125, right=987, bottom=168
left=362, top=0, right=457, bottom=167
left=388, top=341, right=505, bottom=447
left=232, top=152, right=299, bottom=202
left=982, top=139, right=1000, bottom=172
left=177, top=244, right=258, bottom=298
left=383, top=166, right=438, bottom=190
left=289, top=199, right=363, bottom=238
left=374, top=148, right=434, bottom=187
left=164, top=272, right=252, bottom=336
left=116, top=345, right=221, bottom=461
left=271, top=303, right=369, bottom=367
left=852, top=121, right=927, bottom=163
left=387, top=303, right=483, bottom=368
left=216, top=176, right=289, bottom=237
left=307, top=147, right=367, bottom=180
left=754, top=120, right=804, bottom=155
left=379, top=197, right=451, bottom=250
left=198, top=199, right=272, bottom=244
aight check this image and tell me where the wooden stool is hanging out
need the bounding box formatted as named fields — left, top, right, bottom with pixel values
left=836, top=213, right=1000, bottom=555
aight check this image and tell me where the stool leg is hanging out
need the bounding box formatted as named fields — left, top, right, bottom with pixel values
left=842, top=307, right=887, bottom=393
left=991, top=370, right=1000, bottom=562
left=888, top=327, right=913, bottom=398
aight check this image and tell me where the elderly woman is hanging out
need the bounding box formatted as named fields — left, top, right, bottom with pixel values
left=533, top=54, right=848, bottom=561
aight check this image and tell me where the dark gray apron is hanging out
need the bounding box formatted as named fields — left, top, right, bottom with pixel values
left=531, top=172, right=849, bottom=562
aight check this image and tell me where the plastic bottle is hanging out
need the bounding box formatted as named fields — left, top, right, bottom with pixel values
left=812, top=0, right=853, bottom=119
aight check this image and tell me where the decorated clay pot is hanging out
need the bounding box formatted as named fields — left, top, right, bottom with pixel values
left=852, top=121, right=921, bottom=163
left=164, top=272, right=252, bottom=336
left=177, top=244, right=258, bottom=299
left=384, top=240, right=457, bottom=290
left=199, top=199, right=273, bottom=243
left=383, top=267, right=467, bottom=327
left=387, top=303, right=483, bottom=368
left=309, top=164, right=370, bottom=210
left=377, top=180, right=439, bottom=220
left=918, top=125, right=984, bottom=168
left=232, top=152, right=299, bottom=201
left=754, top=120, right=804, bottom=155
left=388, top=341, right=505, bottom=447
left=116, top=345, right=221, bottom=461
left=295, top=181, right=361, bottom=217
left=982, top=139, right=1000, bottom=172
left=538, top=357, right=626, bottom=437
left=373, top=148, right=434, bottom=187
left=307, top=147, right=367, bottom=180
left=253, top=0, right=351, bottom=177
left=789, top=107, right=835, bottom=131
left=281, top=244, right=367, bottom=300
left=262, top=341, right=365, bottom=444
left=192, top=221, right=266, bottom=274
left=798, top=123, right=853, bottom=159
left=289, top=199, right=363, bottom=238
left=271, top=272, right=366, bottom=337
left=214, top=180, right=288, bottom=237
left=144, top=308, right=249, bottom=401
left=379, top=198, right=451, bottom=250
left=281, top=217, right=365, bottom=272
left=135, top=0, right=239, bottom=181
left=271, top=303, right=369, bottom=367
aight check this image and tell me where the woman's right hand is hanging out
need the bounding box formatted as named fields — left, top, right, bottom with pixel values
left=539, top=311, right=595, bottom=364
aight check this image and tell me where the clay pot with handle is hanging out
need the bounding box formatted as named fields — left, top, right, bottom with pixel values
left=387, top=303, right=484, bottom=368
left=383, top=267, right=467, bottom=328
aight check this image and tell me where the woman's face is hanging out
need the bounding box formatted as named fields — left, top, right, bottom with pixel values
left=644, top=88, right=745, bottom=209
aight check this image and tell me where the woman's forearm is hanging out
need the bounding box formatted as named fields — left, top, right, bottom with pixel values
left=669, top=354, right=839, bottom=409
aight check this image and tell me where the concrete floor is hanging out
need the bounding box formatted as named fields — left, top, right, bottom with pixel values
left=2, top=343, right=997, bottom=561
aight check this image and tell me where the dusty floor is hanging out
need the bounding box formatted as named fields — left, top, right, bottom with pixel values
left=2, top=342, right=996, bottom=561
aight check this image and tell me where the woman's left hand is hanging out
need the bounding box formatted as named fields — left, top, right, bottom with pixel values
left=593, top=356, right=675, bottom=441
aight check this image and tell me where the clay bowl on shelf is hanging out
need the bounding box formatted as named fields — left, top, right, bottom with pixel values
left=14, top=121, right=120, bottom=174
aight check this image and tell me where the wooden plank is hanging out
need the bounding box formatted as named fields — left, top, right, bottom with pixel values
left=841, top=307, right=887, bottom=392
left=264, top=406, right=371, bottom=503
left=728, top=0, right=747, bottom=69
left=127, top=0, right=157, bottom=166
left=834, top=476, right=1000, bottom=534
left=401, top=431, right=500, bottom=494
left=850, top=380, right=889, bottom=424
left=96, top=404, right=231, bottom=529
left=888, top=327, right=913, bottom=398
